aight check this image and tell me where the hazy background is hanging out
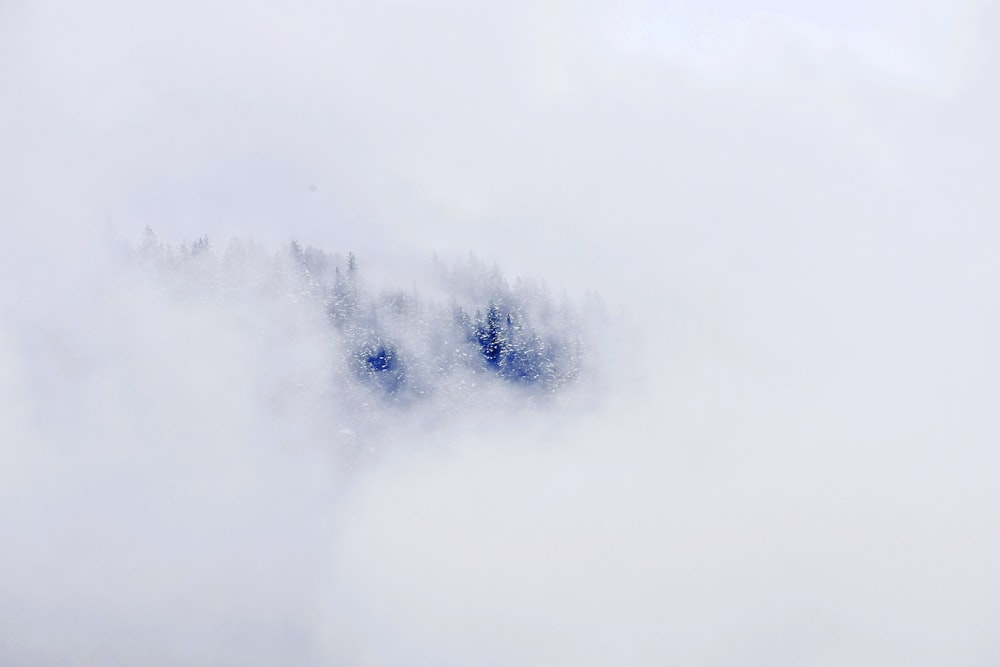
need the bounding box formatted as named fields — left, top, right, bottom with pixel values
left=2, top=0, right=1000, bottom=664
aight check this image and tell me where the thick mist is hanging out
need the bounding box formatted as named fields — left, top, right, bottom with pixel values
left=3, top=0, right=1000, bottom=665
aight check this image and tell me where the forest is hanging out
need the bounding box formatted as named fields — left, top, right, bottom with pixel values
left=133, top=228, right=595, bottom=421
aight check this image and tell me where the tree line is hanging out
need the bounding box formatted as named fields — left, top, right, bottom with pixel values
left=135, top=227, right=591, bottom=406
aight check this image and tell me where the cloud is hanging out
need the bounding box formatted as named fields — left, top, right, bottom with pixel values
left=2, top=0, right=1000, bottom=664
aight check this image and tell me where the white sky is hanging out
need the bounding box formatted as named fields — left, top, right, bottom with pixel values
left=0, top=0, right=989, bottom=275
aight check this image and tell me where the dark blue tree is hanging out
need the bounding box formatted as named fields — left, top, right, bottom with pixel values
left=476, top=303, right=506, bottom=367
left=356, top=338, right=405, bottom=395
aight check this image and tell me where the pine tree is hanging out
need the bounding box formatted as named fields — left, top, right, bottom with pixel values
left=478, top=303, right=506, bottom=367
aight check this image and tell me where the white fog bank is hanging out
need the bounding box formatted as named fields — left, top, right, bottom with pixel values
left=2, top=0, right=1000, bottom=664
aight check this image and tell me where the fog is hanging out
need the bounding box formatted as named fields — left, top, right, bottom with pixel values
left=2, top=0, right=1000, bottom=664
